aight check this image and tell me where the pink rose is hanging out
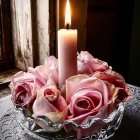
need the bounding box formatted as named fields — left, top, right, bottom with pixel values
left=65, top=74, right=130, bottom=138
left=93, top=70, right=131, bottom=104
left=28, top=66, right=56, bottom=86
left=45, top=56, right=58, bottom=84
left=11, top=71, right=44, bottom=108
left=66, top=75, right=109, bottom=121
left=77, top=51, right=111, bottom=74
left=93, top=69, right=126, bottom=88
left=32, top=85, right=68, bottom=128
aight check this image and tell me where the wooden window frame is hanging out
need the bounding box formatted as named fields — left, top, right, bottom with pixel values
left=0, top=0, right=14, bottom=71
left=0, top=0, right=86, bottom=71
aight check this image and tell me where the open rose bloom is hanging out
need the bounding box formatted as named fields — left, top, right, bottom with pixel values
left=10, top=51, right=131, bottom=139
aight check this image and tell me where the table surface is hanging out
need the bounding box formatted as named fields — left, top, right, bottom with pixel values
left=0, top=84, right=140, bottom=140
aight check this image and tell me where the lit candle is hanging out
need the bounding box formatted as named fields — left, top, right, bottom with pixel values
left=58, top=0, right=77, bottom=89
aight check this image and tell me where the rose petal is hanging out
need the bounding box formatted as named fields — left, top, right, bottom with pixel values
left=77, top=51, right=111, bottom=74
left=64, top=103, right=111, bottom=139
left=44, top=108, right=68, bottom=124
left=78, top=51, right=94, bottom=61
left=78, top=60, right=94, bottom=74
left=11, top=71, right=41, bottom=108
left=33, top=85, right=68, bottom=117
left=44, top=56, right=59, bottom=84
left=106, top=82, right=131, bottom=104
left=66, top=74, right=89, bottom=103
left=90, top=59, right=109, bottom=72
left=12, top=71, right=35, bottom=86
left=45, top=56, right=58, bottom=69
left=69, top=89, right=103, bottom=116
left=55, top=95, right=68, bottom=112
left=46, top=77, right=56, bottom=86
left=33, top=108, right=68, bottom=133
left=33, top=90, right=58, bottom=116
left=66, top=74, right=109, bottom=105
left=35, top=65, right=51, bottom=81
left=93, top=70, right=126, bottom=88
left=28, top=67, right=46, bottom=87
left=76, top=103, right=111, bottom=139
left=93, top=70, right=131, bottom=103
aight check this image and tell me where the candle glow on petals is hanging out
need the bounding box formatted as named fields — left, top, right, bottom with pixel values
left=65, top=0, right=71, bottom=28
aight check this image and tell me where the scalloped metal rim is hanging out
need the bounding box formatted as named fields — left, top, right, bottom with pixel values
left=16, top=102, right=124, bottom=131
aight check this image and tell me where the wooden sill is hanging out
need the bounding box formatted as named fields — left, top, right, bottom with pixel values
left=0, top=69, right=19, bottom=88
left=0, top=69, right=19, bottom=98
left=0, top=88, right=11, bottom=98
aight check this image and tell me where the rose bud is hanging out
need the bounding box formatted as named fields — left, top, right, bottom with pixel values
left=32, top=85, right=68, bottom=131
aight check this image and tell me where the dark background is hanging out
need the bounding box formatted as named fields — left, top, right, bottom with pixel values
left=86, top=0, right=140, bottom=86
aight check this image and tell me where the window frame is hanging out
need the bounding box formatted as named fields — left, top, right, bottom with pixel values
left=0, top=0, right=57, bottom=71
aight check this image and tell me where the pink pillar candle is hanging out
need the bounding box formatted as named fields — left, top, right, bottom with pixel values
left=58, top=29, right=77, bottom=88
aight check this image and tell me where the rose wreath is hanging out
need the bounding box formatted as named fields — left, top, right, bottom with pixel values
left=10, top=51, right=131, bottom=139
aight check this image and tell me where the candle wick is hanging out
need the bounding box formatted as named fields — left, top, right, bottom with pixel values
left=65, top=23, right=70, bottom=30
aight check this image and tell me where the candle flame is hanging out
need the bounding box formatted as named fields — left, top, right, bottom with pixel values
left=65, top=0, right=71, bottom=28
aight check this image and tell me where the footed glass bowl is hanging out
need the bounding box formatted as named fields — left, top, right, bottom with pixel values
left=16, top=103, right=124, bottom=140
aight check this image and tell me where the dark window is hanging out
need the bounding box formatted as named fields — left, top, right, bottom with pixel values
left=0, top=0, right=14, bottom=71
left=86, top=0, right=134, bottom=81
left=0, top=15, right=2, bottom=61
